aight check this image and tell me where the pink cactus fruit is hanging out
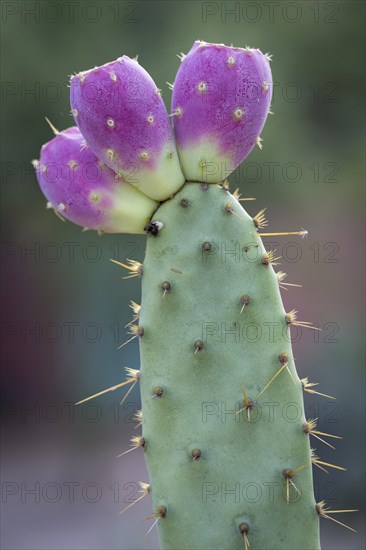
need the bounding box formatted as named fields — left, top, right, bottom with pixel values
left=70, top=56, right=185, bottom=201
left=172, top=41, right=273, bottom=182
left=33, top=126, right=158, bottom=234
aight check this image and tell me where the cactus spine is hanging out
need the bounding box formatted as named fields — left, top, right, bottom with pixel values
left=34, top=40, right=356, bottom=549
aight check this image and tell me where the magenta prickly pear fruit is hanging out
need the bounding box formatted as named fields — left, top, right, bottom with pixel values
left=34, top=126, right=158, bottom=233
left=70, top=56, right=185, bottom=201
left=172, top=41, right=272, bottom=182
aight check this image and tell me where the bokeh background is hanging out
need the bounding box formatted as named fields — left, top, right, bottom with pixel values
left=1, top=1, right=365, bottom=549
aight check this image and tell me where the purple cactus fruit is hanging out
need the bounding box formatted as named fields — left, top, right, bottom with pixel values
left=33, top=126, right=158, bottom=233
left=171, top=41, right=273, bottom=182
left=70, top=56, right=185, bottom=201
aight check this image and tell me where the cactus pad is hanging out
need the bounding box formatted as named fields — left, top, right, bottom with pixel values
left=139, top=182, right=320, bottom=549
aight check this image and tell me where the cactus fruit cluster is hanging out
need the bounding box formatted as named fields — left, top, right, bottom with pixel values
left=34, top=41, right=356, bottom=549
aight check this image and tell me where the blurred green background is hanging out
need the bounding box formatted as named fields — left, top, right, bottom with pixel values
left=1, top=1, right=365, bottom=548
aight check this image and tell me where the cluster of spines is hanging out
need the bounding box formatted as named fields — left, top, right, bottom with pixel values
left=75, top=183, right=357, bottom=541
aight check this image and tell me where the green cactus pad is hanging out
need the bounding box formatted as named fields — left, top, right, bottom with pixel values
left=139, top=183, right=320, bottom=550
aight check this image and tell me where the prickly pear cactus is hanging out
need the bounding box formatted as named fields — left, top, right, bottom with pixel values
left=34, top=40, right=356, bottom=550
